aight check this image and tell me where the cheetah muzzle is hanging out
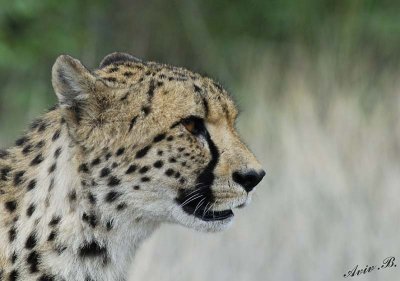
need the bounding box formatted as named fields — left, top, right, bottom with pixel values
left=0, top=52, right=265, bottom=281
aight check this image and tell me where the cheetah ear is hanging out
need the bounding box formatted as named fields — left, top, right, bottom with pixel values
left=52, top=55, right=96, bottom=107
left=99, top=52, right=141, bottom=68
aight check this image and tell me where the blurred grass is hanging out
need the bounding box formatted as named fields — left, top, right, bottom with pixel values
left=0, top=1, right=400, bottom=280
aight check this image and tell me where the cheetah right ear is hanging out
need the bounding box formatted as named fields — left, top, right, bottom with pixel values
left=52, top=55, right=96, bottom=107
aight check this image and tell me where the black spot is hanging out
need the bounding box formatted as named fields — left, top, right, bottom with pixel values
left=194, top=84, right=202, bottom=93
left=116, top=147, right=125, bottom=156
left=133, top=185, right=140, bottom=190
left=126, top=164, right=137, bottom=174
left=104, top=77, right=117, bottom=82
left=123, top=71, right=133, bottom=77
left=105, top=191, right=121, bottom=203
left=48, top=231, right=57, bottom=241
left=9, top=226, right=16, bottom=242
left=141, top=106, right=151, bottom=115
left=16, top=136, right=29, bottom=146
left=108, top=66, right=119, bottom=73
left=175, top=172, right=181, bottom=178
left=49, top=178, right=55, bottom=191
left=135, top=146, right=151, bottom=158
left=141, top=177, right=150, bottom=182
left=82, top=213, right=97, bottom=228
left=139, top=166, right=149, bottom=174
left=8, top=270, right=18, bottom=281
left=48, top=163, right=57, bottom=174
left=36, top=140, right=45, bottom=149
left=0, top=149, right=9, bottom=158
left=108, top=176, right=121, bottom=187
left=52, top=129, right=61, bottom=141
left=91, top=158, right=101, bottom=166
left=105, top=152, right=112, bottom=160
left=147, top=79, right=156, bottom=100
left=169, top=157, right=176, bottom=163
left=157, top=150, right=163, bottom=156
left=49, top=216, right=61, bottom=226
left=100, top=168, right=111, bottom=177
left=30, top=119, right=42, bottom=130
left=27, top=203, right=36, bottom=217
left=79, top=240, right=107, bottom=258
left=5, top=201, right=17, bottom=212
left=166, top=136, right=174, bottom=141
left=14, top=171, right=25, bottom=185
left=116, top=203, right=127, bottom=211
left=129, top=116, right=138, bottom=132
left=202, top=97, right=209, bottom=117
left=38, top=274, right=55, bottom=281
left=27, top=251, right=40, bottom=273
left=88, top=193, right=96, bottom=204
left=54, top=147, right=62, bottom=158
left=111, top=162, right=118, bottom=168
left=165, top=169, right=175, bottom=177
left=38, top=122, right=47, bottom=132
left=11, top=252, right=17, bottom=264
left=54, top=245, right=67, bottom=255
left=69, top=190, right=77, bottom=201
left=153, top=160, right=163, bottom=168
left=1, top=167, right=10, bottom=181
left=106, top=220, right=113, bottom=231
left=25, top=232, right=37, bottom=249
left=78, top=164, right=89, bottom=173
left=30, top=154, right=44, bottom=166
left=22, top=144, right=33, bottom=155
left=153, top=133, right=166, bottom=143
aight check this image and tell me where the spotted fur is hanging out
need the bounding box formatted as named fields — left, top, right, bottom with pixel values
left=0, top=53, right=265, bottom=281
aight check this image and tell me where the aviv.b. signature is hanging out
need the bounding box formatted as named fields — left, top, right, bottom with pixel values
left=343, top=256, right=397, bottom=278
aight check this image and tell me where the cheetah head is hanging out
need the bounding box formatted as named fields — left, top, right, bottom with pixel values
left=52, top=53, right=265, bottom=232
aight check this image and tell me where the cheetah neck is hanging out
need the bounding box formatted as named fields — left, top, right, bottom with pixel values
left=0, top=110, right=160, bottom=281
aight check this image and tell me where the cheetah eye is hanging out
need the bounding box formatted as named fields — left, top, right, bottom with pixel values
left=181, top=116, right=206, bottom=136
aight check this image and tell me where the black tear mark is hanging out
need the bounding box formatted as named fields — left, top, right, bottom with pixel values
left=195, top=131, right=219, bottom=187
left=129, top=116, right=138, bottom=132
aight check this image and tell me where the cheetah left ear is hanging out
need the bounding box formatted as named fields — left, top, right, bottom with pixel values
left=99, top=52, right=142, bottom=68
left=52, top=55, right=96, bottom=107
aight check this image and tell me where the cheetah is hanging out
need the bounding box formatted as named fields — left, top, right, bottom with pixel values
left=0, top=52, right=265, bottom=281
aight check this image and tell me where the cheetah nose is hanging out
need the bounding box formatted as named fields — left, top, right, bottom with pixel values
left=232, top=169, right=266, bottom=193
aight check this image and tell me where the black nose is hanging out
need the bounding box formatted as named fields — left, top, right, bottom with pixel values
left=232, top=169, right=266, bottom=192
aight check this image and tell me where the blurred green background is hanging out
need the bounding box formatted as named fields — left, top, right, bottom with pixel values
left=1, top=1, right=400, bottom=280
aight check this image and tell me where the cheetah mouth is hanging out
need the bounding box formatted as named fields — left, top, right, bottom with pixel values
left=175, top=190, right=234, bottom=222
left=183, top=203, right=234, bottom=222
